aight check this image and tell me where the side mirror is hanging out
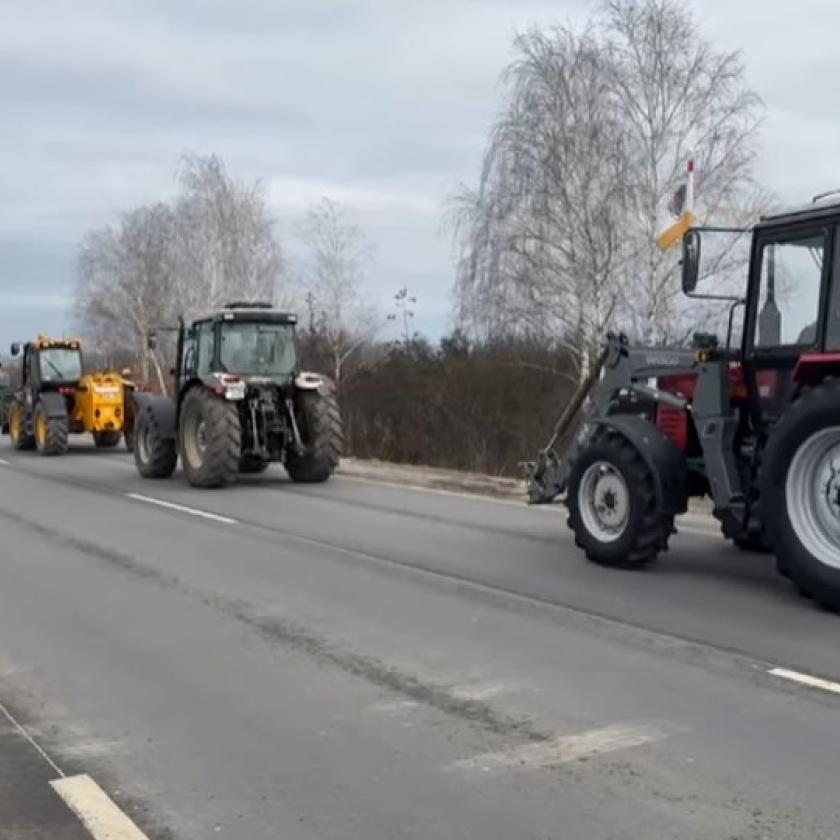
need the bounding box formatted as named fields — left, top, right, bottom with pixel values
left=10, top=342, right=21, bottom=357
left=147, top=332, right=157, bottom=350
left=681, top=230, right=701, bottom=295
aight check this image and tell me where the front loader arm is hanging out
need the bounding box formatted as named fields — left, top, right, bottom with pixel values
left=525, top=338, right=618, bottom=504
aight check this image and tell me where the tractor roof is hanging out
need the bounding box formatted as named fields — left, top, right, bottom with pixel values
left=31, top=334, right=82, bottom=350
left=759, top=192, right=840, bottom=227
left=192, top=303, right=298, bottom=326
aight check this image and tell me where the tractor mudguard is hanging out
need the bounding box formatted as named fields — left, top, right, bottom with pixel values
left=592, top=414, right=688, bottom=515
left=131, top=393, right=177, bottom=440
left=38, top=392, right=68, bottom=418
left=295, top=372, right=334, bottom=397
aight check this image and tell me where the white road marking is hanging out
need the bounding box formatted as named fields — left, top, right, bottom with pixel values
left=768, top=667, right=840, bottom=696
left=126, top=493, right=238, bottom=525
left=0, top=698, right=64, bottom=778
left=0, top=457, right=10, bottom=465
left=51, top=774, right=150, bottom=840
left=452, top=722, right=668, bottom=777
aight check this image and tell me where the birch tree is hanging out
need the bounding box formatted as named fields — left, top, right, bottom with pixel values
left=76, top=203, right=175, bottom=389
left=172, top=154, right=284, bottom=317
left=299, top=198, right=381, bottom=384
left=451, top=0, right=765, bottom=369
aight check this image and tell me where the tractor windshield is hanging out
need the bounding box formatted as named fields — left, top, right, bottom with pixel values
left=39, top=348, right=82, bottom=382
left=219, top=322, right=296, bottom=377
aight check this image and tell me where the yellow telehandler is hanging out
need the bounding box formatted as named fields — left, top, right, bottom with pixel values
left=4, top=335, right=136, bottom=455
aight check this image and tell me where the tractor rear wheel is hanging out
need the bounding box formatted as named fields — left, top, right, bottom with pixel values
left=566, top=432, right=672, bottom=569
left=34, top=401, right=69, bottom=456
left=8, top=400, right=35, bottom=450
left=134, top=405, right=177, bottom=478
left=93, top=430, right=122, bottom=448
left=284, top=391, right=342, bottom=483
left=761, top=379, right=840, bottom=609
left=179, top=388, right=241, bottom=488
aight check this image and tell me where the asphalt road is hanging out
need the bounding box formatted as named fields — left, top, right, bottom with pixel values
left=1, top=437, right=839, bottom=839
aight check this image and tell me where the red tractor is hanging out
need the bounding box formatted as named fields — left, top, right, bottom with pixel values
left=528, top=195, right=840, bottom=609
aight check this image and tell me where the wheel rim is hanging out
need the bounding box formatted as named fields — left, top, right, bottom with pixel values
left=10, top=404, right=21, bottom=441
left=35, top=411, right=47, bottom=447
left=137, top=417, right=153, bottom=463
left=578, top=461, right=630, bottom=543
left=786, top=426, right=840, bottom=569
left=183, top=410, right=206, bottom=471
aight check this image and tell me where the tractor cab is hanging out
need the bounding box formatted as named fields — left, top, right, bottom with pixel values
left=11, top=335, right=83, bottom=394
left=681, top=196, right=840, bottom=424
left=179, top=303, right=299, bottom=390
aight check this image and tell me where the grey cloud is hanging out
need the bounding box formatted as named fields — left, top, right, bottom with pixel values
left=1, top=0, right=835, bottom=344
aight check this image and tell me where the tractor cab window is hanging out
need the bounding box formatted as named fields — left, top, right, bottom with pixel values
left=38, top=348, right=82, bottom=383
left=828, top=230, right=840, bottom=351
left=183, top=329, right=198, bottom=377
left=756, top=234, right=825, bottom=348
left=219, top=322, right=296, bottom=377
left=196, top=322, right=215, bottom=375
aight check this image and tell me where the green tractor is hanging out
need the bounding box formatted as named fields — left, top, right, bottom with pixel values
left=132, top=303, right=343, bottom=488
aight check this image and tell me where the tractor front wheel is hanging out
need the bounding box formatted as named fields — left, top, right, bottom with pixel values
left=761, top=379, right=840, bottom=609
left=284, top=391, right=342, bottom=483
left=134, top=405, right=177, bottom=479
left=566, top=432, right=672, bottom=569
left=8, top=400, right=35, bottom=450
left=34, top=402, right=69, bottom=456
left=179, top=388, right=241, bottom=488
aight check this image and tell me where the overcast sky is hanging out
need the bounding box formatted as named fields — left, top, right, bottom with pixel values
left=2, top=0, right=839, bottom=345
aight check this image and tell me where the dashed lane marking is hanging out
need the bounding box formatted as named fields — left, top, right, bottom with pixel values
left=0, top=458, right=10, bottom=465
left=51, top=774, right=150, bottom=840
left=768, top=667, right=840, bottom=696
left=126, top=493, right=238, bottom=525
left=451, top=722, right=669, bottom=778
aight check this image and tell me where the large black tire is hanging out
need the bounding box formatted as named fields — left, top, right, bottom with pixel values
left=566, top=431, right=672, bottom=569
left=240, top=455, right=270, bottom=474
left=93, top=430, right=122, bottom=449
left=8, top=400, right=35, bottom=450
left=284, top=391, right=342, bottom=483
left=134, top=405, right=177, bottom=479
left=760, top=379, right=840, bottom=610
left=34, top=401, right=69, bottom=456
left=124, top=410, right=135, bottom=453
left=179, top=388, right=241, bottom=488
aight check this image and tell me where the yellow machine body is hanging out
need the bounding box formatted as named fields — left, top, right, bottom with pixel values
left=71, top=373, right=128, bottom=433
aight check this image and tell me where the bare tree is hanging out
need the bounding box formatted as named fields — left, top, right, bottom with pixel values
left=299, top=198, right=382, bottom=384
left=451, top=0, right=765, bottom=370
left=76, top=203, right=176, bottom=389
left=172, top=154, right=284, bottom=317
left=600, top=0, right=766, bottom=342
left=452, top=27, right=636, bottom=378
left=75, top=154, right=287, bottom=387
